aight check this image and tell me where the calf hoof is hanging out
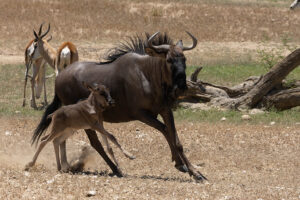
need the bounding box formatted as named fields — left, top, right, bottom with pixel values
left=24, top=162, right=34, bottom=171
left=175, top=164, right=189, bottom=173
left=193, top=171, right=208, bottom=182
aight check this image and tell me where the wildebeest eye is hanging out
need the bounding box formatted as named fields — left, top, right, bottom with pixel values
left=167, top=57, right=173, bottom=63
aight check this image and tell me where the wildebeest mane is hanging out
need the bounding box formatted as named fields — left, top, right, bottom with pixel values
left=100, top=32, right=173, bottom=64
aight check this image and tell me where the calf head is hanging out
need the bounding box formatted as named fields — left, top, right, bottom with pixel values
left=83, top=82, right=115, bottom=109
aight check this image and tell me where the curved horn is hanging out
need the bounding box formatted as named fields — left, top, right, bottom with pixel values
left=38, top=22, right=45, bottom=36
left=182, top=31, right=197, bottom=51
left=147, top=31, right=170, bottom=52
left=40, top=23, right=50, bottom=39
left=33, top=29, right=38, bottom=40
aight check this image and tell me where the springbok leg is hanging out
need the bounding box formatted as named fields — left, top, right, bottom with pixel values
left=42, top=63, right=48, bottom=106
left=22, top=62, right=31, bottom=107
left=160, top=108, right=207, bottom=181
left=84, top=129, right=123, bottom=177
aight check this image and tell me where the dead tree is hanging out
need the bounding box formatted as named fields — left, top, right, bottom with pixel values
left=184, top=48, right=300, bottom=110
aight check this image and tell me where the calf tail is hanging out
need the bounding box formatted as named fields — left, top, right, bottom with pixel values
left=31, top=94, right=61, bottom=145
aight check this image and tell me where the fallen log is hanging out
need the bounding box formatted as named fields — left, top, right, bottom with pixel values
left=182, top=48, right=300, bottom=110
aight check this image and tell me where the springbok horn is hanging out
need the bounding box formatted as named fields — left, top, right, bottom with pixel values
left=148, top=31, right=170, bottom=52
left=38, top=23, right=45, bottom=36
left=33, top=29, right=38, bottom=39
left=40, top=23, right=50, bottom=39
left=182, top=31, right=197, bottom=51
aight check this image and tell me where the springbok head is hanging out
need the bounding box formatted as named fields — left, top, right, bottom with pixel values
left=146, top=31, right=197, bottom=94
left=290, top=0, right=300, bottom=10
left=83, top=82, right=115, bottom=108
left=31, top=23, right=51, bottom=60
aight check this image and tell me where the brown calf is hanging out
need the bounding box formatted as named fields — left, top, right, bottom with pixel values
left=25, top=82, right=134, bottom=172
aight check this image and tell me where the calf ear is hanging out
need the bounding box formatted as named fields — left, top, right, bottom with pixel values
left=145, top=48, right=166, bottom=58
left=82, top=81, right=93, bottom=92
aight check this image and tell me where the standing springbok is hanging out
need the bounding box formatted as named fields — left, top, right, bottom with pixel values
left=32, top=23, right=79, bottom=76
left=25, top=82, right=135, bottom=172
left=23, top=36, right=52, bottom=109
left=290, top=0, right=300, bottom=9
left=55, top=42, right=78, bottom=76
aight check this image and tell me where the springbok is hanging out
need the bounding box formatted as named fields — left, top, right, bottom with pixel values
left=23, top=36, right=52, bottom=109
left=25, top=82, right=135, bottom=172
left=290, top=0, right=300, bottom=9
left=32, top=23, right=79, bottom=76
left=55, top=42, right=79, bottom=76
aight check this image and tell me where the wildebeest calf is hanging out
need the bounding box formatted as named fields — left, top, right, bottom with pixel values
left=25, top=82, right=135, bottom=172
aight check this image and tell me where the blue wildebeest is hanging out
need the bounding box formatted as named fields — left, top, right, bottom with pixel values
left=31, top=30, right=207, bottom=181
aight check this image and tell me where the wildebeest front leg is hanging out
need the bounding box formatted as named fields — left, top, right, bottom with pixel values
left=160, top=108, right=207, bottom=181
left=138, top=110, right=185, bottom=171
left=84, top=129, right=123, bottom=177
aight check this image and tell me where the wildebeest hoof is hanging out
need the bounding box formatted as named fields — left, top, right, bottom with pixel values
left=175, top=164, right=188, bottom=173
left=113, top=169, right=123, bottom=177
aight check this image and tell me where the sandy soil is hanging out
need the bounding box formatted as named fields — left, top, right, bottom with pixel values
left=0, top=117, right=299, bottom=199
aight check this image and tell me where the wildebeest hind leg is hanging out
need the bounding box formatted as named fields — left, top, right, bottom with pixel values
left=84, top=129, right=123, bottom=177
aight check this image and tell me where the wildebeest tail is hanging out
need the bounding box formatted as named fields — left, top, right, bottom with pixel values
left=31, top=94, right=61, bottom=145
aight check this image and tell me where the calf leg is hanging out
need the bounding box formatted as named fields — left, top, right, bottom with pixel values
left=94, top=124, right=135, bottom=160
left=25, top=133, right=56, bottom=170
left=101, top=135, right=119, bottom=166
left=85, top=129, right=123, bottom=177
left=59, top=141, right=69, bottom=171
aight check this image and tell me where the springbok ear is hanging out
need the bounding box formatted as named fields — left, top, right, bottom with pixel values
left=46, top=35, right=52, bottom=42
left=145, top=48, right=166, bottom=58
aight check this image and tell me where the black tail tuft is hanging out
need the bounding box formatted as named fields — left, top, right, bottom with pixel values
left=31, top=94, right=61, bottom=145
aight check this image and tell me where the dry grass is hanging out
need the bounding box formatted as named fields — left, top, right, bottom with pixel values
left=0, top=0, right=299, bottom=58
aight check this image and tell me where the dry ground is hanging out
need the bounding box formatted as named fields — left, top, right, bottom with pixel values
left=1, top=0, right=300, bottom=199
left=0, top=117, right=299, bottom=199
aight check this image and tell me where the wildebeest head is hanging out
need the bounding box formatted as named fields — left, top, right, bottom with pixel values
left=290, top=0, right=300, bottom=10
left=146, top=31, right=197, bottom=95
left=83, top=82, right=115, bottom=109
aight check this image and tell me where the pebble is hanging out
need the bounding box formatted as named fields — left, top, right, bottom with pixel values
left=86, top=190, right=96, bottom=197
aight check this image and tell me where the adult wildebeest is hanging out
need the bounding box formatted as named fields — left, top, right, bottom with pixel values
left=32, top=30, right=207, bottom=181
left=290, top=0, right=300, bottom=9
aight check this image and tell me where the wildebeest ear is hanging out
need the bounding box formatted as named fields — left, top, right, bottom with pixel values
left=145, top=48, right=166, bottom=58
left=176, top=40, right=183, bottom=48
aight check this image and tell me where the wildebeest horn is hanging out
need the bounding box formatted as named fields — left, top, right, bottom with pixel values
left=182, top=31, right=197, bottom=51
left=148, top=31, right=170, bottom=52
left=40, top=23, right=50, bottom=39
